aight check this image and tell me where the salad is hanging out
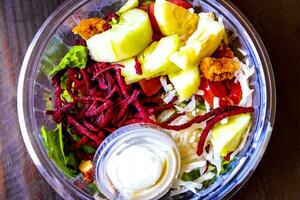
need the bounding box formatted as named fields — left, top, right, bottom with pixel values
left=42, top=0, right=255, bottom=198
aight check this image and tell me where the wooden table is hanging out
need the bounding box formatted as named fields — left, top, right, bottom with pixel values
left=0, top=0, right=299, bottom=199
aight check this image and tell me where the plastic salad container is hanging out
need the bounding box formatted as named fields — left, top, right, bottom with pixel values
left=17, top=0, right=276, bottom=199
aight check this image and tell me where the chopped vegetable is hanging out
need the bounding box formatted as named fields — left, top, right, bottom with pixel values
left=196, top=107, right=254, bottom=156
left=228, top=81, right=242, bottom=104
left=154, top=0, right=198, bottom=39
left=41, top=125, right=78, bottom=177
left=87, top=9, right=153, bottom=62
left=138, top=34, right=182, bottom=77
left=50, top=46, right=88, bottom=76
left=139, top=77, right=162, bottom=96
left=168, top=67, right=200, bottom=100
left=181, top=169, right=200, bottom=181
left=199, top=78, right=232, bottom=107
left=158, top=106, right=248, bottom=130
left=211, top=113, right=251, bottom=156
left=120, top=58, right=145, bottom=84
left=170, top=12, right=224, bottom=70
left=134, top=57, right=143, bottom=75
left=149, top=3, right=161, bottom=33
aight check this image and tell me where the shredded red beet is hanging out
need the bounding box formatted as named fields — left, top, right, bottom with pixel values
left=159, top=106, right=242, bottom=130
left=80, top=69, right=90, bottom=91
left=134, top=58, right=142, bottom=75
left=196, top=107, right=254, bottom=156
left=67, top=115, right=102, bottom=145
left=85, top=100, right=113, bottom=117
left=92, top=64, right=122, bottom=80
left=152, top=33, right=163, bottom=41
left=115, top=68, right=150, bottom=121
left=83, top=120, right=99, bottom=132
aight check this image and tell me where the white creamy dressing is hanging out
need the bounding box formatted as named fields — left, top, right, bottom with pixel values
left=107, top=145, right=163, bottom=191
left=95, top=126, right=181, bottom=200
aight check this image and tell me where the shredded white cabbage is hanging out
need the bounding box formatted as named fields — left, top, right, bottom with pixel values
left=181, top=161, right=207, bottom=173
left=196, top=172, right=215, bottom=183
left=183, top=95, right=196, bottom=112
left=203, top=146, right=222, bottom=175
left=163, top=89, right=176, bottom=104
left=160, top=76, right=173, bottom=92
left=156, top=109, right=175, bottom=123
left=204, top=101, right=211, bottom=112
left=234, top=58, right=255, bottom=107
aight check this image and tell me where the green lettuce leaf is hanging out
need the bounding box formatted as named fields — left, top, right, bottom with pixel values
left=50, top=45, right=88, bottom=76
left=41, top=124, right=78, bottom=177
left=181, top=169, right=200, bottom=181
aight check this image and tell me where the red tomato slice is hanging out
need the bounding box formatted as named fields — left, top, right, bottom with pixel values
left=199, top=79, right=215, bottom=106
left=199, top=78, right=231, bottom=107
left=148, top=3, right=161, bottom=34
left=139, top=77, right=162, bottom=97
left=208, top=81, right=228, bottom=98
left=169, top=0, right=192, bottom=9
left=229, top=82, right=242, bottom=104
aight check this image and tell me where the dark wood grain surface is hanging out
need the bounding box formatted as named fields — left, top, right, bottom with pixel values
left=0, top=0, right=299, bottom=199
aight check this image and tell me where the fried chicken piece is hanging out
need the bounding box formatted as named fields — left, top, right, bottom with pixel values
left=200, top=57, right=240, bottom=81
left=79, top=160, right=94, bottom=183
left=213, top=43, right=235, bottom=58
left=72, top=18, right=107, bottom=40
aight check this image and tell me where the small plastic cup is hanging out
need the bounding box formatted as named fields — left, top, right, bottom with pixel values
left=93, top=123, right=181, bottom=200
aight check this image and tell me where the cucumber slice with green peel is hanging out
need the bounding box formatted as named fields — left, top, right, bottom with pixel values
left=154, top=0, right=199, bottom=40
left=170, top=12, right=225, bottom=70
left=87, top=9, right=153, bottom=62
left=139, top=34, right=182, bottom=77
left=168, top=67, right=200, bottom=100
left=211, top=113, right=252, bottom=157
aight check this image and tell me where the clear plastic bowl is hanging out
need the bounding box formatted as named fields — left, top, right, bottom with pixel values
left=17, top=0, right=276, bottom=199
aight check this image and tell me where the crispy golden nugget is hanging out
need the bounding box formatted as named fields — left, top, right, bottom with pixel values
left=79, top=160, right=94, bottom=183
left=200, top=57, right=240, bottom=81
left=72, top=18, right=107, bottom=40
